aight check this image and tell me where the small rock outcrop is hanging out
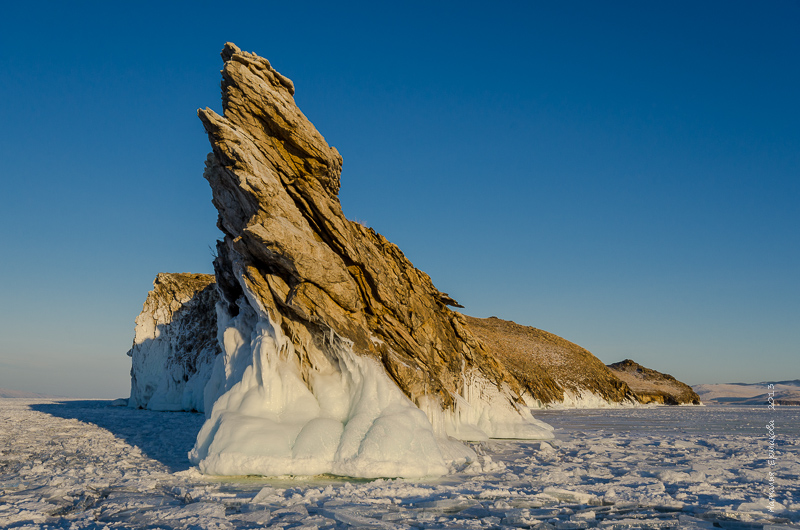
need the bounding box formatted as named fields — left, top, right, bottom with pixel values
left=185, top=43, right=553, bottom=478
left=127, top=273, right=220, bottom=412
left=607, top=359, right=701, bottom=405
left=464, top=316, right=637, bottom=406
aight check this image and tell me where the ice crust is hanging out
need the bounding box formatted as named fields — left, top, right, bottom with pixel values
left=3, top=399, right=799, bottom=529
left=187, top=285, right=553, bottom=478
left=125, top=269, right=675, bottom=479
left=124, top=274, right=668, bottom=480
left=125, top=272, right=675, bottom=480
left=125, top=269, right=555, bottom=478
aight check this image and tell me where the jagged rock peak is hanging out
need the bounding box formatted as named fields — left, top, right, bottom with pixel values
left=221, top=42, right=295, bottom=94
left=200, top=42, right=527, bottom=413
left=200, top=42, right=340, bottom=198
left=189, top=44, right=553, bottom=477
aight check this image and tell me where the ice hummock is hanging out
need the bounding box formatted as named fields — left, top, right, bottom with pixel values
left=187, top=289, right=553, bottom=479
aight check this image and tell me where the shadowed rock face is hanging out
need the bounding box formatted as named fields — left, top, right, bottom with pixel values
left=127, top=273, right=220, bottom=412
left=607, top=359, right=701, bottom=405
left=200, top=43, right=524, bottom=414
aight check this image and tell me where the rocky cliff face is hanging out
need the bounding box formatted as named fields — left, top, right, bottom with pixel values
left=463, top=316, right=637, bottom=406
left=127, top=273, right=220, bottom=412
left=607, top=359, right=701, bottom=405
left=185, top=43, right=552, bottom=478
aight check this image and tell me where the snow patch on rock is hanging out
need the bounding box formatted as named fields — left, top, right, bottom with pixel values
left=526, top=389, right=639, bottom=409
left=188, top=297, right=473, bottom=478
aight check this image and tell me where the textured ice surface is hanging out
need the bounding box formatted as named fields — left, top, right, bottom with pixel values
left=2, top=399, right=799, bottom=529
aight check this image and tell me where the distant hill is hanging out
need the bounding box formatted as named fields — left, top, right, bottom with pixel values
left=0, top=388, right=59, bottom=399
left=692, top=381, right=800, bottom=406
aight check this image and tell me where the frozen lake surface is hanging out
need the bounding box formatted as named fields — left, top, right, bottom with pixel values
left=1, top=398, right=798, bottom=529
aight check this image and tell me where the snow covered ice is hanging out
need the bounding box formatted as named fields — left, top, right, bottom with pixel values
left=2, top=398, right=799, bottom=529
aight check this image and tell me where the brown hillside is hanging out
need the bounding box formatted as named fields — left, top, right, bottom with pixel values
left=463, top=315, right=635, bottom=405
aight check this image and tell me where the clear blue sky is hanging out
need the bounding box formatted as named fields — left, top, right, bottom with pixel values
left=1, top=1, right=797, bottom=398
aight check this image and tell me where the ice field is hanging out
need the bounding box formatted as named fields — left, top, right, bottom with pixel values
left=1, top=398, right=798, bottom=529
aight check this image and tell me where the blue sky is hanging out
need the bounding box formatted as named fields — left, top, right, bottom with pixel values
left=1, top=1, right=797, bottom=398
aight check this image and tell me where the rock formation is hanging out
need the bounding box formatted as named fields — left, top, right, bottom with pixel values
left=464, top=316, right=637, bottom=406
left=128, top=273, right=220, bottom=412
left=607, top=359, right=701, bottom=405
left=184, top=43, right=553, bottom=478
left=126, top=43, right=702, bottom=478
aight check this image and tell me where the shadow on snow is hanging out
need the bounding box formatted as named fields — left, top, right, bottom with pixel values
left=30, top=400, right=205, bottom=472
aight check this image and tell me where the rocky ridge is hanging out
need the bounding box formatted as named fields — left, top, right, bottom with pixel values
left=199, top=43, right=524, bottom=418
left=182, top=43, right=555, bottom=477
left=463, top=316, right=636, bottom=406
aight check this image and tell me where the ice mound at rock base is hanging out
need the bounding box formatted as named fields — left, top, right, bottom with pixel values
left=188, top=294, right=552, bottom=478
